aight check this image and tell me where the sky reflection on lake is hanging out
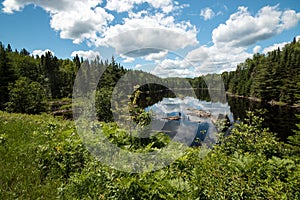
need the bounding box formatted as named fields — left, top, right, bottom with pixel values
left=145, top=96, right=234, bottom=146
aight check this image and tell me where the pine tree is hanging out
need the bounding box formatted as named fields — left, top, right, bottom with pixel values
left=6, top=44, right=12, bottom=52
left=0, top=43, right=15, bottom=109
left=73, top=54, right=81, bottom=70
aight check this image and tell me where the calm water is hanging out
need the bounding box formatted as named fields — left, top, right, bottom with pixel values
left=143, top=90, right=300, bottom=143
left=227, top=96, right=300, bottom=141
left=145, top=97, right=233, bottom=146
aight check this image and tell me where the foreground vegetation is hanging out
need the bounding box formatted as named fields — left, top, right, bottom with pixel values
left=1, top=111, right=300, bottom=199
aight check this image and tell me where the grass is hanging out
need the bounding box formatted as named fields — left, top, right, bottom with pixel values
left=0, top=112, right=74, bottom=199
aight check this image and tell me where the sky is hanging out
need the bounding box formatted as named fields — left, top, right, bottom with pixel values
left=0, top=0, right=300, bottom=78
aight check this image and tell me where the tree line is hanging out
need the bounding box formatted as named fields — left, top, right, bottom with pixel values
left=0, top=42, right=127, bottom=116
left=0, top=42, right=81, bottom=113
left=221, top=37, right=300, bottom=105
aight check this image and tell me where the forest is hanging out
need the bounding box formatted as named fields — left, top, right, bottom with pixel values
left=221, top=37, right=300, bottom=105
left=1, top=38, right=300, bottom=199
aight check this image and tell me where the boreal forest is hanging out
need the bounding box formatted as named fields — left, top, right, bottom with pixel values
left=222, top=37, right=300, bottom=105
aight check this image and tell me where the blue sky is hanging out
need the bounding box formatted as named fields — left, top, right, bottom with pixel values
left=0, top=0, right=299, bottom=77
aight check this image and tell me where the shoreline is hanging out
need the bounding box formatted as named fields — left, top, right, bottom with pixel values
left=226, top=92, right=300, bottom=108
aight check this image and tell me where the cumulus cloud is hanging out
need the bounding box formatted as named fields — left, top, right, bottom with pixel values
left=144, top=50, right=168, bottom=61
left=185, top=45, right=251, bottom=74
left=51, top=6, right=113, bottom=44
left=32, top=49, right=54, bottom=57
left=96, top=12, right=198, bottom=55
left=71, top=50, right=101, bottom=60
left=212, top=5, right=300, bottom=48
left=3, top=1, right=299, bottom=78
left=178, top=5, right=300, bottom=75
left=280, top=10, right=300, bottom=30
left=200, top=8, right=215, bottom=21
left=2, top=0, right=196, bottom=56
left=120, top=54, right=135, bottom=63
left=105, top=0, right=174, bottom=13
left=2, top=0, right=75, bottom=13
left=2, top=0, right=114, bottom=44
left=151, top=58, right=196, bottom=78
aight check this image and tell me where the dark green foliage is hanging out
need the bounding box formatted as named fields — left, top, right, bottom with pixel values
left=6, top=77, right=48, bottom=114
left=286, top=114, right=300, bottom=162
left=40, top=51, right=62, bottom=98
left=218, top=110, right=281, bottom=157
left=223, top=38, right=300, bottom=105
left=0, top=43, right=15, bottom=109
left=95, top=87, right=114, bottom=122
left=8, top=51, right=41, bottom=82
left=0, top=41, right=128, bottom=117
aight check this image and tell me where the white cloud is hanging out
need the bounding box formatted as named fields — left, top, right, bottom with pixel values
left=2, top=0, right=76, bottom=13
left=262, top=42, right=288, bottom=54
left=170, top=5, right=300, bottom=76
left=120, top=54, right=135, bottom=63
left=151, top=58, right=196, bottom=78
left=212, top=5, right=300, bottom=48
left=32, top=49, right=54, bottom=57
left=51, top=6, right=113, bottom=44
left=2, top=0, right=114, bottom=44
left=105, top=0, right=173, bottom=13
left=144, top=50, right=168, bottom=61
left=200, top=8, right=215, bottom=21
left=71, top=50, right=100, bottom=60
left=96, top=12, right=198, bottom=55
left=185, top=45, right=251, bottom=74
left=280, top=10, right=300, bottom=30
left=253, top=46, right=261, bottom=54
left=2, top=0, right=196, bottom=55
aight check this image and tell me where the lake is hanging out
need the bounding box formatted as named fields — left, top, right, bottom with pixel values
left=227, top=95, right=300, bottom=141
left=142, top=89, right=300, bottom=145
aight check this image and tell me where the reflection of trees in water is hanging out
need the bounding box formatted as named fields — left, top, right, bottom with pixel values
left=136, top=86, right=227, bottom=110
left=136, top=85, right=214, bottom=109
left=136, top=84, right=176, bottom=108
left=194, top=88, right=211, bottom=102
left=227, top=96, right=299, bottom=141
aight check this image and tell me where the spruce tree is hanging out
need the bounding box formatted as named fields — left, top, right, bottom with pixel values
left=0, top=43, right=15, bottom=109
